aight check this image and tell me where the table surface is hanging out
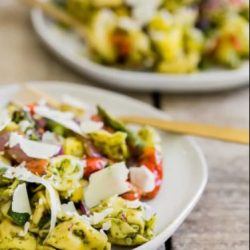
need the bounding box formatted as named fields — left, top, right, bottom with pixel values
left=0, top=1, right=249, bottom=250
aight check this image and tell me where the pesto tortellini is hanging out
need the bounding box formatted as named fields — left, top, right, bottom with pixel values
left=0, top=220, right=37, bottom=250
left=53, top=0, right=249, bottom=72
left=90, top=197, right=156, bottom=246
left=45, top=218, right=111, bottom=250
left=90, top=130, right=129, bottom=161
left=47, top=155, right=85, bottom=197
left=0, top=99, right=161, bottom=249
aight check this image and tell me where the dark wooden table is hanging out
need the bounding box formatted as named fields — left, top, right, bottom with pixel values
left=0, top=1, right=249, bottom=249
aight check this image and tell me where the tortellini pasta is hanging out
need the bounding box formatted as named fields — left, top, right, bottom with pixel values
left=0, top=220, right=37, bottom=250
left=47, top=156, right=85, bottom=197
left=45, top=218, right=111, bottom=250
left=53, top=0, right=249, bottom=72
left=90, top=130, right=129, bottom=161
left=90, top=197, right=156, bottom=246
left=0, top=101, right=159, bottom=249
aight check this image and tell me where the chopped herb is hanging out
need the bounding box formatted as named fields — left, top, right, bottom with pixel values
left=8, top=206, right=30, bottom=227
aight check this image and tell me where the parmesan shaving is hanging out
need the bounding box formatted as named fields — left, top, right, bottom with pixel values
left=102, top=221, right=112, bottom=231
left=0, top=109, right=11, bottom=132
left=80, top=121, right=104, bottom=134
left=61, top=201, right=78, bottom=215
left=35, top=106, right=81, bottom=135
left=89, top=208, right=113, bottom=225
left=130, top=165, right=156, bottom=193
left=126, top=0, right=162, bottom=25
left=62, top=95, right=88, bottom=110
left=85, top=162, right=130, bottom=208
left=9, top=133, right=60, bottom=159
left=4, top=165, right=61, bottom=234
left=12, top=183, right=32, bottom=215
left=18, top=222, right=30, bottom=237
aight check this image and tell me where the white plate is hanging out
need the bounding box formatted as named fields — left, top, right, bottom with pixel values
left=31, top=9, right=249, bottom=93
left=0, top=82, right=208, bottom=250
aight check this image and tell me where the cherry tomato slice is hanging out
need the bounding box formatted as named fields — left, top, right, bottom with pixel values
left=122, top=191, right=141, bottom=201
left=121, top=183, right=142, bottom=201
left=84, top=157, right=108, bottom=179
left=27, top=103, right=36, bottom=116
left=140, top=147, right=163, bottom=200
left=91, top=115, right=103, bottom=122
left=26, top=159, right=49, bottom=176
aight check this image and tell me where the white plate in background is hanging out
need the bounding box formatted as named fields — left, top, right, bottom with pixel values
left=0, top=82, right=208, bottom=249
left=31, top=9, right=249, bottom=93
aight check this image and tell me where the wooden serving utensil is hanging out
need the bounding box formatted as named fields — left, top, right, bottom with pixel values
left=14, top=84, right=61, bottom=108
left=14, top=84, right=249, bottom=145
left=20, top=0, right=87, bottom=40
left=120, top=116, right=249, bottom=145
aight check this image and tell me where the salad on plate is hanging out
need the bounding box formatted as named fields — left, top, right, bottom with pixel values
left=0, top=92, right=163, bottom=249
left=52, top=0, right=249, bottom=73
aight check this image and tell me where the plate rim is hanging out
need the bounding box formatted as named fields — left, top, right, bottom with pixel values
left=0, top=81, right=209, bottom=249
left=31, top=9, right=249, bottom=93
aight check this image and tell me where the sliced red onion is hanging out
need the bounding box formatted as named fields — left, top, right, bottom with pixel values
left=78, top=201, right=89, bottom=215
left=84, top=139, right=102, bottom=158
left=0, top=132, right=10, bottom=152
left=6, top=145, right=31, bottom=163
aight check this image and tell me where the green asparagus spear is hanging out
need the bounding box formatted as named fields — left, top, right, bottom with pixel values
left=97, top=106, right=145, bottom=153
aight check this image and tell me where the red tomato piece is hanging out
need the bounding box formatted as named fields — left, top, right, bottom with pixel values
left=140, top=147, right=164, bottom=200
left=26, top=159, right=49, bottom=176
left=84, top=157, right=108, bottom=179
left=121, top=183, right=142, bottom=201
left=229, top=35, right=242, bottom=52
left=27, top=103, right=36, bottom=116
left=91, top=115, right=103, bottom=122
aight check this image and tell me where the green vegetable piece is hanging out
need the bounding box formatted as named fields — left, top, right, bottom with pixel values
left=53, top=0, right=67, bottom=8
left=90, top=197, right=156, bottom=247
left=63, top=137, right=85, bottom=157
left=8, top=206, right=30, bottom=227
left=47, top=120, right=67, bottom=136
left=0, top=220, right=36, bottom=250
left=45, top=217, right=111, bottom=250
left=0, top=179, right=19, bottom=203
left=97, top=106, right=145, bottom=152
left=138, top=126, right=161, bottom=149
left=90, top=130, right=129, bottom=161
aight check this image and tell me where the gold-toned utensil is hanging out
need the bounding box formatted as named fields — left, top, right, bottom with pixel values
left=14, top=84, right=61, bottom=108
left=20, top=0, right=87, bottom=40
left=121, top=116, right=249, bottom=145
left=15, top=84, right=249, bottom=145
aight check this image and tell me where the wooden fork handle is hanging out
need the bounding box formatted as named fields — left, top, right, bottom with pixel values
left=121, top=116, right=249, bottom=145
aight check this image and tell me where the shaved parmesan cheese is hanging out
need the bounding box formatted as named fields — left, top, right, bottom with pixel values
left=9, top=133, right=60, bottom=159
left=61, top=202, right=77, bottom=215
left=35, top=106, right=81, bottom=135
left=62, top=95, right=96, bottom=122
left=126, top=0, right=162, bottom=25
left=62, top=95, right=88, bottom=110
left=4, top=165, right=61, bottom=234
left=42, top=131, right=63, bottom=146
left=19, top=222, right=30, bottom=237
left=143, top=202, right=156, bottom=220
left=80, top=121, right=103, bottom=134
left=49, top=156, right=86, bottom=193
left=118, top=17, right=141, bottom=31
left=130, top=166, right=156, bottom=193
left=102, top=221, right=112, bottom=231
left=0, top=109, right=11, bottom=132
left=89, top=208, right=113, bottom=225
left=19, top=120, right=32, bottom=133
left=126, top=200, right=142, bottom=209
left=0, top=157, right=10, bottom=170
left=12, top=183, right=32, bottom=215
left=85, top=162, right=130, bottom=208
